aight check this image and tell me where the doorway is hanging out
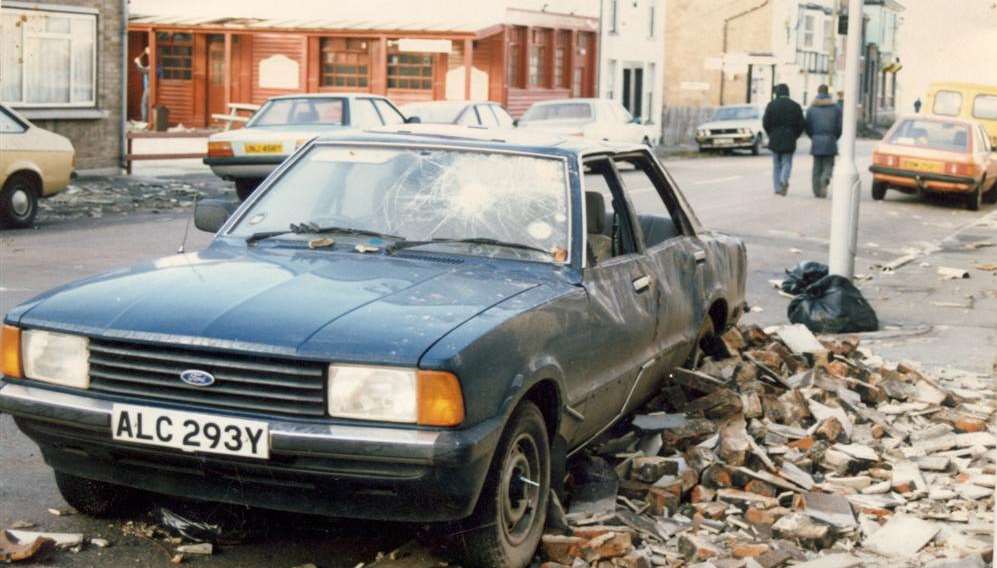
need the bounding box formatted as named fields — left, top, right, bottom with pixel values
left=207, top=35, right=226, bottom=126
left=622, top=66, right=644, bottom=120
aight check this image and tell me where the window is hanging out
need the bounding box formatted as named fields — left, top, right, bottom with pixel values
left=583, top=158, right=638, bottom=265
left=554, top=31, right=569, bottom=89
left=157, top=33, right=193, bottom=80
left=609, top=0, right=619, bottom=33
left=477, top=105, right=499, bottom=127
left=888, top=119, right=970, bottom=152
left=492, top=105, right=515, bottom=127
left=251, top=98, right=345, bottom=126
left=319, top=38, right=370, bottom=88
left=372, top=99, right=405, bottom=125
left=529, top=29, right=548, bottom=87
left=349, top=98, right=382, bottom=127
left=823, top=17, right=833, bottom=54
left=387, top=53, right=433, bottom=90
left=508, top=27, right=524, bottom=88
left=973, top=95, right=997, bottom=120
left=521, top=102, right=592, bottom=121
left=648, top=4, right=656, bottom=38
left=457, top=106, right=480, bottom=125
left=1, top=7, right=96, bottom=107
left=0, top=108, right=27, bottom=133
left=613, top=154, right=686, bottom=249
left=802, top=14, right=816, bottom=49
left=933, top=90, right=962, bottom=116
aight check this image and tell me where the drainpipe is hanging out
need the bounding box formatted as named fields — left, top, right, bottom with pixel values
left=719, top=0, right=769, bottom=106
left=120, top=0, right=129, bottom=173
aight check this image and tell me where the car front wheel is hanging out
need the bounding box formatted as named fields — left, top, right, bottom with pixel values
left=751, top=135, right=761, bottom=156
left=0, top=172, right=39, bottom=229
left=54, top=471, right=147, bottom=518
left=452, top=401, right=550, bottom=568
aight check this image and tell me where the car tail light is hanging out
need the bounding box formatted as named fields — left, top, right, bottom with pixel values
left=1, top=325, right=22, bottom=379
left=873, top=152, right=898, bottom=167
left=207, top=141, right=234, bottom=158
left=944, top=162, right=975, bottom=176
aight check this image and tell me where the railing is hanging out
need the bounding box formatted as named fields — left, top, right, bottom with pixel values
left=124, top=130, right=212, bottom=174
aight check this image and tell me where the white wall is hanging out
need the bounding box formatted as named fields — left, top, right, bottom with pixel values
left=895, top=0, right=997, bottom=114
left=598, top=0, right=665, bottom=125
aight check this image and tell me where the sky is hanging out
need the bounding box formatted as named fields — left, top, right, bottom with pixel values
left=895, top=0, right=997, bottom=112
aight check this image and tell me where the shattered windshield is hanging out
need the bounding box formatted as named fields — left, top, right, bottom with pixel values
left=230, top=145, right=571, bottom=262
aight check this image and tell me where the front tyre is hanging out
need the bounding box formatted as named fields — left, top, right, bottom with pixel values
left=54, top=471, right=146, bottom=518
left=751, top=135, right=761, bottom=156
left=452, top=402, right=550, bottom=568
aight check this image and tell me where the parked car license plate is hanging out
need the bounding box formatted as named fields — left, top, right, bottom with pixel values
left=901, top=158, right=943, bottom=173
left=243, top=143, right=284, bottom=154
left=111, top=404, right=269, bottom=459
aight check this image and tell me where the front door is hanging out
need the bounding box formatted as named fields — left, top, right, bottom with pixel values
left=572, top=157, right=659, bottom=444
left=206, top=35, right=226, bottom=127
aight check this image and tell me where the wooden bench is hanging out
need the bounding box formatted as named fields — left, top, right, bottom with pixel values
left=125, top=130, right=215, bottom=174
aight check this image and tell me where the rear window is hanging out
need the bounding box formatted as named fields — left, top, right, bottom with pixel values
left=522, top=103, right=592, bottom=121
left=932, top=90, right=962, bottom=117
left=251, top=98, right=344, bottom=126
left=972, top=95, right=997, bottom=120
left=889, top=119, right=971, bottom=152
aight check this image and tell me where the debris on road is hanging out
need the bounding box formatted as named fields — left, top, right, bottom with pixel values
left=157, top=508, right=223, bottom=543
left=937, top=267, right=971, bottom=280
left=542, top=323, right=994, bottom=567
left=0, top=530, right=51, bottom=563
left=37, top=176, right=226, bottom=222
left=781, top=261, right=830, bottom=295
left=176, top=542, right=214, bottom=555
left=5, top=529, right=84, bottom=551
left=788, top=275, right=879, bottom=333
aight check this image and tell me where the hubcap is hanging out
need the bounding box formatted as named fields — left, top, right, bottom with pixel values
left=500, top=433, right=541, bottom=546
left=11, top=188, right=30, bottom=216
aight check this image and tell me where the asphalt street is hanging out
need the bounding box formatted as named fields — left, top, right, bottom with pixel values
left=0, top=141, right=994, bottom=566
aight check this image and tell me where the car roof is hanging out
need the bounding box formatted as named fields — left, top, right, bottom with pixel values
left=266, top=93, right=384, bottom=101
left=310, top=124, right=646, bottom=158
left=528, top=98, right=601, bottom=106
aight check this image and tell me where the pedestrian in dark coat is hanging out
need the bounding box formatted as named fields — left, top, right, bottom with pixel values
left=763, top=83, right=805, bottom=195
left=805, top=84, right=843, bottom=198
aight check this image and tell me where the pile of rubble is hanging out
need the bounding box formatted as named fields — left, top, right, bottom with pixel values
left=38, top=176, right=225, bottom=221
left=542, top=324, right=995, bottom=568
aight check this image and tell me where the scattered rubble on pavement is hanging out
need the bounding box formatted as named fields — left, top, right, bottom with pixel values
left=541, top=323, right=994, bottom=568
left=37, top=176, right=227, bottom=221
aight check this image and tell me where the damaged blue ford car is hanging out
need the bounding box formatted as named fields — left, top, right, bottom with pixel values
left=0, top=126, right=745, bottom=567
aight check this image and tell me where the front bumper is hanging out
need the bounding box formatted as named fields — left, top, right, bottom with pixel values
left=0, top=381, right=502, bottom=522
left=203, top=156, right=287, bottom=180
left=869, top=165, right=977, bottom=193
left=696, top=135, right=756, bottom=150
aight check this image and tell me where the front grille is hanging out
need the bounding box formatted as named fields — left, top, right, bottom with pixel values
left=88, top=339, right=327, bottom=417
left=709, top=128, right=739, bottom=135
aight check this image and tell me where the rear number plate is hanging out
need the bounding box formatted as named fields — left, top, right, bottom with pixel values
left=111, top=404, right=269, bottom=459
left=901, top=158, right=943, bottom=173
left=243, top=143, right=283, bottom=154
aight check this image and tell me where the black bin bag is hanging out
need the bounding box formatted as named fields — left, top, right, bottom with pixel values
left=788, top=274, right=879, bottom=334
left=781, top=261, right=829, bottom=295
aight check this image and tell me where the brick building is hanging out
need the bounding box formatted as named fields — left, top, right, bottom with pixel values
left=1, top=0, right=127, bottom=171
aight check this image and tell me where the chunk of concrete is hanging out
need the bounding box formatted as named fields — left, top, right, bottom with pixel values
left=864, top=514, right=939, bottom=558
left=801, top=492, right=856, bottom=529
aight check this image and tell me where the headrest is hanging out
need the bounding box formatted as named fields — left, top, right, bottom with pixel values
left=585, top=191, right=606, bottom=234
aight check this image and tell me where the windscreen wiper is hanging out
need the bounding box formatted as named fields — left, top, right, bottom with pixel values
left=388, top=237, right=552, bottom=257
left=245, top=224, right=403, bottom=246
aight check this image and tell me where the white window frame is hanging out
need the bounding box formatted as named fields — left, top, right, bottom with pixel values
left=648, top=4, right=656, bottom=38
left=609, top=0, right=619, bottom=34
left=1, top=4, right=98, bottom=108
left=802, top=14, right=816, bottom=49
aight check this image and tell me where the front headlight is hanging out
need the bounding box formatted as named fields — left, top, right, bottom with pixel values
left=22, top=330, right=89, bottom=388
left=327, top=365, right=464, bottom=426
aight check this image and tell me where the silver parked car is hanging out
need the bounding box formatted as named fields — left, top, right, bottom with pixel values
left=695, top=105, right=766, bottom=154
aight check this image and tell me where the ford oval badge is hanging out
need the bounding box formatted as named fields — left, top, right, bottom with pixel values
left=180, top=369, right=215, bottom=387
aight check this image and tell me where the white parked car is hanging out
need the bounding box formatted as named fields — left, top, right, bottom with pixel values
left=399, top=100, right=515, bottom=128
left=204, top=94, right=411, bottom=200
left=694, top=105, right=766, bottom=155
left=515, top=99, right=659, bottom=147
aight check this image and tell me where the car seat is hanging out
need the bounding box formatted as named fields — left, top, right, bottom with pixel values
left=585, top=191, right=612, bottom=266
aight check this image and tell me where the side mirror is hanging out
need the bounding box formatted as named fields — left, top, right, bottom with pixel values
left=513, top=118, right=520, bottom=127
left=404, top=116, right=421, bottom=124
left=194, top=198, right=239, bottom=233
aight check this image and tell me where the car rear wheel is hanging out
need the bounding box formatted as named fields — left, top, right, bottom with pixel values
left=751, top=135, right=761, bottom=156
left=685, top=314, right=717, bottom=369
left=235, top=179, right=261, bottom=201
left=0, top=172, right=39, bottom=229
left=54, top=471, right=147, bottom=518
left=452, top=401, right=549, bottom=568
left=982, top=179, right=997, bottom=204
left=871, top=181, right=887, bottom=201
left=966, top=184, right=982, bottom=211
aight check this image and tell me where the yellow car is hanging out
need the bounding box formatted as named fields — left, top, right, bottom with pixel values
left=925, top=82, right=997, bottom=147
left=0, top=104, right=75, bottom=228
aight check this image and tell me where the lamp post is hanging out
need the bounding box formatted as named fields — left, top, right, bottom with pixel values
left=827, top=0, right=863, bottom=278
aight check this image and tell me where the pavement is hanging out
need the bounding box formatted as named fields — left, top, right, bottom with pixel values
left=0, top=140, right=994, bottom=566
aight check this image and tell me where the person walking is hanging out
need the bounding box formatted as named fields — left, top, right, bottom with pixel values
left=134, top=47, right=151, bottom=123
left=804, top=84, right=843, bottom=198
left=763, top=84, right=805, bottom=195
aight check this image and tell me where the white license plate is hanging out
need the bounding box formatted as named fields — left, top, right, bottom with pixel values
left=111, top=404, right=269, bottom=459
